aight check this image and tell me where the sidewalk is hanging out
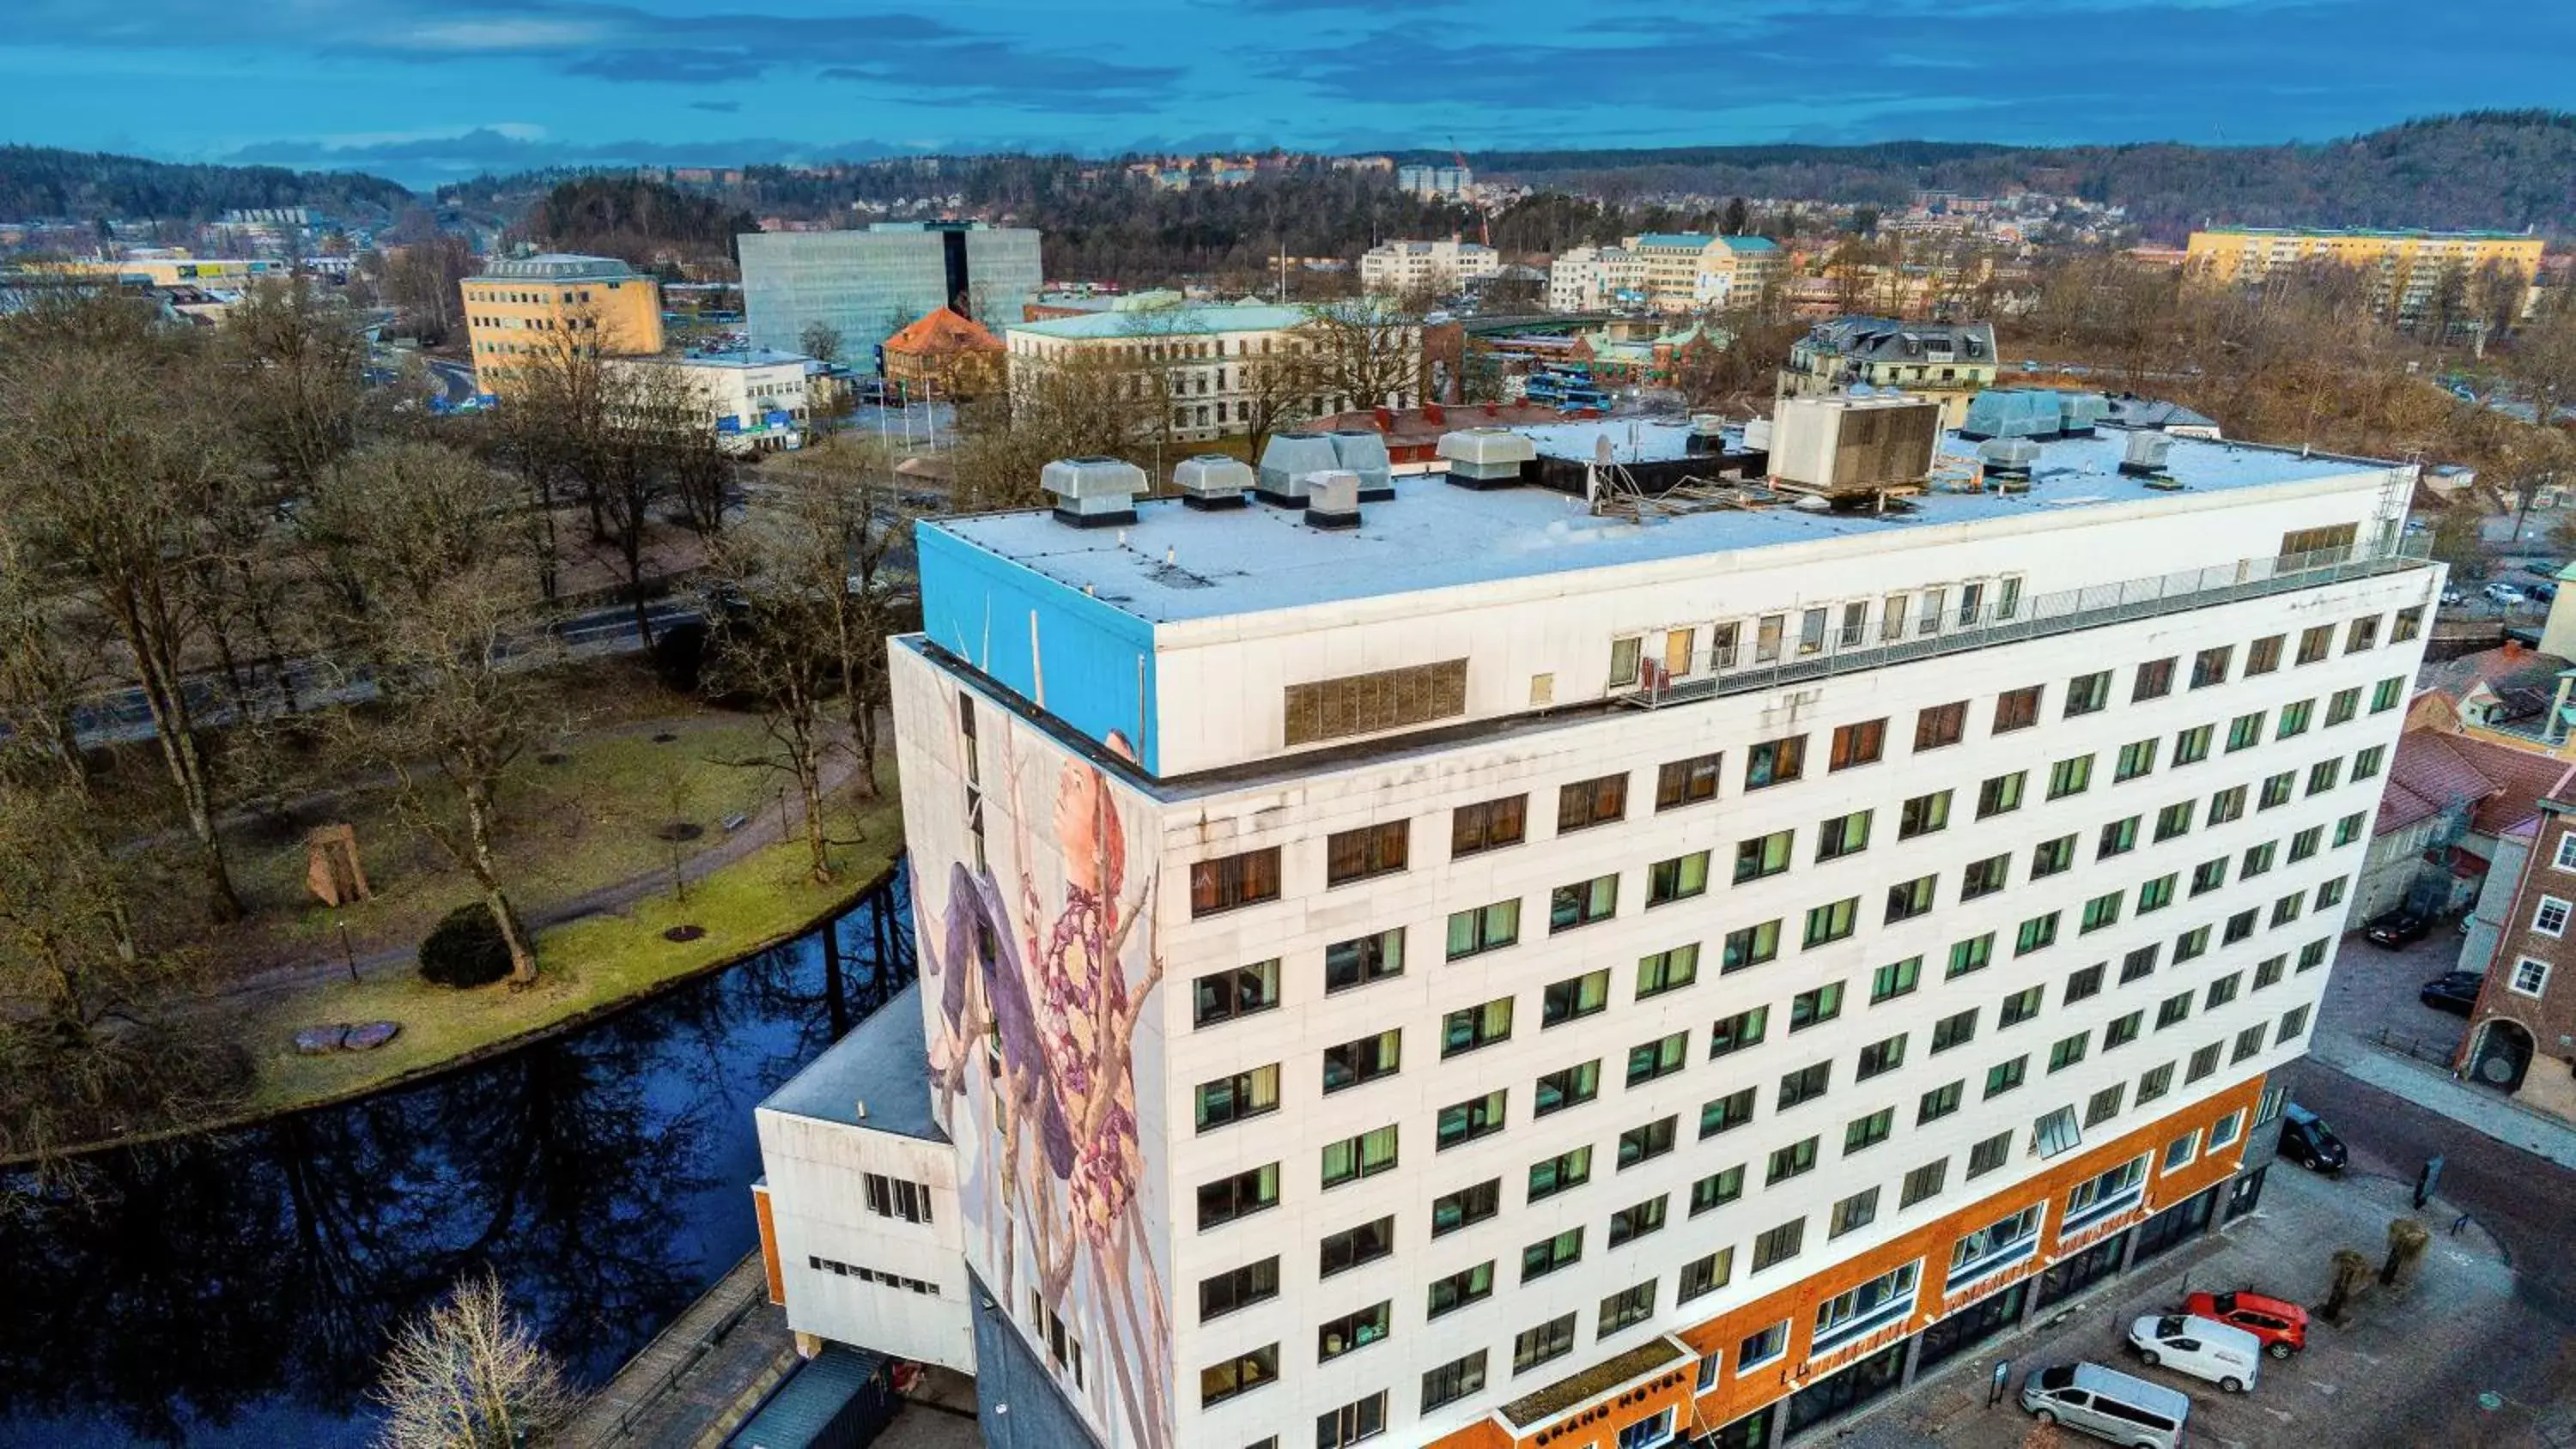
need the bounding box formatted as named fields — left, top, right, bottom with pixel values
left=2309, top=1029, right=2576, bottom=1171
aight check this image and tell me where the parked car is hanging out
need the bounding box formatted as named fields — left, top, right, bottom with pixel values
left=2127, top=1313, right=2263, bottom=1392
left=2366, top=911, right=2431, bottom=948
left=2184, top=1289, right=2311, bottom=1357
left=2485, top=583, right=2527, bottom=606
left=2536, top=582, right=2561, bottom=603
left=2440, top=586, right=2466, bottom=605
left=2421, top=969, right=2486, bottom=1014
left=2276, top=1103, right=2348, bottom=1174
left=2020, top=1362, right=2190, bottom=1449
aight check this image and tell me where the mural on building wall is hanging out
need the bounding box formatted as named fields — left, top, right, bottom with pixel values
left=922, top=706, right=1171, bottom=1449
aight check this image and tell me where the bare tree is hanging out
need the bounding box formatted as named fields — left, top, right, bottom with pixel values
left=222, top=275, right=366, bottom=490
left=1236, top=344, right=1321, bottom=461
left=798, top=320, right=842, bottom=367
left=762, top=444, right=909, bottom=797
left=702, top=549, right=840, bottom=883
left=955, top=347, right=1155, bottom=511
left=309, top=442, right=560, bottom=985
left=372, top=1271, right=575, bottom=1449
left=1300, top=297, right=1421, bottom=415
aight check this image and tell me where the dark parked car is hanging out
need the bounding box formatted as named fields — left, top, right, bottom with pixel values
left=2421, top=970, right=2485, bottom=1015
left=2367, top=911, right=2432, bottom=948
left=2277, top=1104, right=2347, bottom=1174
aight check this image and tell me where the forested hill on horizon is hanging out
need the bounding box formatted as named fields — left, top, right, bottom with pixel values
left=0, top=145, right=410, bottom=224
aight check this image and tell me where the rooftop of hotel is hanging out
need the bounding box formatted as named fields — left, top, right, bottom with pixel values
left=929, top=428, right=2391, bottom=626
left=469, top=252, right=643, bottom=281
left=759, top=982, right=944, bottom=1142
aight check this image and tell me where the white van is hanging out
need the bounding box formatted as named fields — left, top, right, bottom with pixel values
left=2020, top=1361, right=2190, bottom=1449
left=2129, top=1311, right=2263, bottom=1392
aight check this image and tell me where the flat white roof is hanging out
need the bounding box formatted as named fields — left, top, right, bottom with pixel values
left=930, top=431, right=2386, bottom=626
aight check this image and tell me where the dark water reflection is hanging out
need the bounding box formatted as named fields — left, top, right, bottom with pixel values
left=0, top=869, right=915, bottom=1449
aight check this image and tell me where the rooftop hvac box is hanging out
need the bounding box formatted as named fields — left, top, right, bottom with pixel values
left=1769, top=396, right=1941, bottom=496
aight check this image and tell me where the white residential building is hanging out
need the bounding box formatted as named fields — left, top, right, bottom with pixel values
left=1398, top=164, right=1473, bottom=201
left=605, top=348, right=811, bottom=453
left=752, top=421, right=2433, bottom=1449
left=1547, top=246, right=1647, bottom=312
left=1359, top=238, right=1503, bottom=295
left=1004, top=301, right=1420, bottom=442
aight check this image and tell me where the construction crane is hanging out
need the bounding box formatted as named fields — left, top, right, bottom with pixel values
left=1449, top=135, right=1490, bottom=247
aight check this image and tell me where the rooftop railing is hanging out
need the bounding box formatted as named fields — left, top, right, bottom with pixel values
left=1621, top=533, right=2437, bottom=708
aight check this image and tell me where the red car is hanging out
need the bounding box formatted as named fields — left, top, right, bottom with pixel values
left=2184, top=1289, right=2308, bottom=1358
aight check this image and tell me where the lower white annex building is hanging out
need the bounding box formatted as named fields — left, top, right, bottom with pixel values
left=751, top=402, right=2434, bottom=1449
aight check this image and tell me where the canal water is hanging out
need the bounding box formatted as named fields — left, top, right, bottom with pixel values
left=0, top=869, right=914, bottom=1448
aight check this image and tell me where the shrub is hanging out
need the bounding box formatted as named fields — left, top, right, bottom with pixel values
left=418, top=904, right=515, bottom=988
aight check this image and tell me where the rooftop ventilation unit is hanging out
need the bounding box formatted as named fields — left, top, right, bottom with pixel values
left=2059, top=391, right=2111, bottom=436
left=2118, top=430, right=2175, bottom=478
left=1304, top=470, right=1363, bottom=530
left=1173, top=453, right=1254, bottom=510
left=1257, top=432, right=1339, bottom=506
left=1040, top=456, right=1144, bottom=528
left=1742, top=416, right=1774, bottom=452
left=1327, top=428, right=1395, bottom=500
left=1978, top=437, right=2042, bottom=493
left=1437, top=427, right=1535, bottom=490
left=1768, top=395, right=1942, bottom=500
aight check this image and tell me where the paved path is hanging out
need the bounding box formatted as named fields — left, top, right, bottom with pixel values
left=561, top=1252, right=798, bottom=1449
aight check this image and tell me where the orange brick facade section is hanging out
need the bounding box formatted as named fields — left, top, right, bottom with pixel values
left=752, top=1185, right=786, bottom=1307
left=1426, top=1074, right=2268, bottom=1449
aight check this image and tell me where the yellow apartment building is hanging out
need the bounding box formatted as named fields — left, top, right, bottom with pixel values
left=461, top=252, right=665, bottom=393
left=2184, top=227, right=2543, bottom=324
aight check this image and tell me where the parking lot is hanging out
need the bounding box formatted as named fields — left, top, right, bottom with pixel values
left=2315, top=924, right=2473, bottom=1064
left=1836, top=1164, right=2520, bottom=1449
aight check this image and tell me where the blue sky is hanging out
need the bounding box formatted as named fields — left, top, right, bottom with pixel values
left=4, top=0, right=2573, bottom=187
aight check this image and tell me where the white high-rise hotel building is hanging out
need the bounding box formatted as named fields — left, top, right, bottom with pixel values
left=751, top=421, right=2433, bottom=1449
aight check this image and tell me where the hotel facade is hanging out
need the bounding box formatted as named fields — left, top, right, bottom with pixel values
left=753, top=421, right=2433, bottom=1449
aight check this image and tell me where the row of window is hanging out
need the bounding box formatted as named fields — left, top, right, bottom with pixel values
left=805, top=1254, right=939, bottom=1296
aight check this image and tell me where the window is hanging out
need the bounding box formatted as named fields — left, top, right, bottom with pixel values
left=1900, top=1159, right=1947, bottom=1208
left=2032, top=835, right=2078, bottom=880
left=2156, top=990, right=2194, bottom=1030
left=1977, top=770, right=2027, bottom=818
left=1528, top=1146, right=1593, bottom=1202
left=2105, top=1010, right=2143, bottom=1050
left=1698, top=1086, right=1758, bottom=1139
left=2318, top=875, right=2348, bottom=909
left=1191, top=846, right=1281, bottom=917
left=1626, top=1031, right=1688, bottom=1086
left=1420, top=1350, right=1487, bottom=1413
left=2295, top=623, right=2333, bottom=665
left=1198, top=1162, right=1280, bottom=1228
left=2227, top=907, right=2259, bottom=943
left=1599, top=1280, right=1658, bottom=1337
left=2014, top=913, right=2061, bottom=955
left=1446, top=900, right=1521, bottom=960
left=2208, top=1108, right=2247, bottom=1153
left=1799, top=608, right=1827, bottom=656
left=1321, top=1125, right=1399, bottom=1189
left=2243, top=840, right=2277, bottom=878
left=1542, top=969, right=1611, bottom=1026
left=1735, top=829, right=1795, bottom=882
left=2512, top=957, right=2551, bottom=996
left=2138, top=1062, right=2175, bottom=1105
left=1881, top=593, right=1911, bottom=641
left=1963, top=853, right=2011, bottom=900
left=1436, top=1088, right=1506, bottom=1149
left=1325, top=928, right=1405, bottom=993
left=1819, top=809, right=1873, bottom=862
left=1197, top=1064, right=1281, bottom=1131
left=1840, top=601, right=1869, bottom=647
left=2226, top=711, right=2265, bottom=753
left=1199, top=1257, right=1281, bottom=1321
left=1316, top=1301, right=1392, bottom=1363
left=1636, top=944, right=1699, bottom=1000
left=1857, top=1033, right=1908, bottom=1080
left=2115, top=737, right=2159, bottom=782
left=1932, top=1003, right=1980, bottom=1052
left=1899, top=789, right=1953, bottom=839
left=1751, top=1218, right=1807, bottom=1272
left=1319, top=1216, right=1395, bottom=1276
left=2048, top=755, right=2094, bottom=800
left=1195, top=959, right=1282, bottom=1028
left=1709, top=1005, right=1769, bottom=1059
left=1285, top=656, right=1469, bottom=750
left=1918, top=1078, right=1965, bottom=1122
left=1916, top=700, right=1969, bottom=750
left=1965, top=1132, right=2015, bottom=1180
left=2190, top=646, right=2233, bottom=689
left=2289, top=826, right=2323, bottom=862
left=1747, top=735, right=1807, bottom=789
left=2134, top=657, right=2175, bottom=700
left=1427, top=1262, right=1495, bottom=1319
left=2187, top=1041, right=2223, bottom=1082
left=1550, top=875, right=1620, bottom=932
left=1607, top=1196, right=1669, bottom=1249
left=1871, top=955, right=1923, bottom=1003
left=1831, top=718, right=1887, bottom=771
left=1316, top=1391, right=1388, bottom=1449
left=1327, top=822, right=1409, bottom=887
left=1617, top=1115, right=1678, bottom=1167
left=1844, top=1108, right=1894, bottom=1155
left=1323, top=1030, right=1401, bottom=1093
left=1739, top=1319, right=1793, bottom=1373
left=1443, top=997, right=1515, bottom=1058
left=1200, top=1343, right=1279, bottom=1407
left=1558, top=773, right=1627, bottom=832
left=2190, top=858, right=2227, bottom=896
left=1959, top=582, right=1987, bottom=627
left=2077, top=889, right=2124, bottom=936
left=2173, top=724, right=2213, bottom=765
left=1803, top=897, right=1860, bottom=948
left=2066, top=670, right=2112, bottom=716
left=1790, top=981, right=1846, bottom=1030
left=2276, top=1006, right=2312, bottom=1045
left=2032, top=1104, right=2083, bottom=1159
left=2308, top=757, right=2342, bottom=796
left=1984, top=1055, right=2028, bottom=1098
left=1755, top=615, right=1784, bottom=664
left=2252, top=954, right=2287, bottom=991
left=2276, top=699, right=2313, bottom=737
left=863, top=1173, right=934, bottom=1224
left=1450, top=794, right=1527, bottom=857
left=1722, top=919, right=1783, bottom=973
left=1649, top=851, right=1711, bottom=906
left=2344, top=613, right=2379, bottom=653
left=1994, top=685, right=2043, bottom=733
left=2537, top=898, right=2573, bottom=938
left=2048, top=1030, right=2091, bottom=1073
left=1534, top=1059, right=1601, bottom=1116
left=1512, top=1312, right=1577, bottom=1371
left=1992, top=985, right=2041, bottom=1029
left=2258, top=770, right=2294, bottom=810
left=2248, top=634, right=2284, bottom=674
left=1431, top=1180, right=1501, bottom=1238
left=1656, top=752, right=1722, bottom=809
left=1778, top=1060, right=1832, bottom=1110
left=2354, top=744, right=2385, bottom=781
left=2138, top=873, right=2177, bottom=912
left=2099, top=815, right=2141, bottom=858
left=2326, top=686, right=2360, bottom=727
left=1680, top=1248, right=1735, bottom=1302
left=2372, top=676, right=2404, bottom=712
